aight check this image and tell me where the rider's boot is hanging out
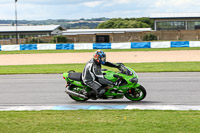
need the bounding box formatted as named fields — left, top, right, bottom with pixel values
left=87, top=91, right=97, bottom=100
left=87, top=87, right=106, bottom=99
left=96, top=87, right=106, bottom=98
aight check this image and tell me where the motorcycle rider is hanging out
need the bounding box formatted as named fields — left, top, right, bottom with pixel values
left=82, top=50, right=119, bottom=98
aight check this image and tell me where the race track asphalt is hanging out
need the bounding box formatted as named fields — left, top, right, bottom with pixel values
left=0, top=72, right=200, bottom=106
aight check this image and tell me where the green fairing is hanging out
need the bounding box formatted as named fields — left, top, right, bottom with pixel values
left=63, top=64, right=146, bottom=101
left=72, top=81, right=84, bottom=87
left=63, top=73, right=84, bottom=87
left=63, top=73, right=69, bottom=79
left=103, top=71, right=117, bottom=82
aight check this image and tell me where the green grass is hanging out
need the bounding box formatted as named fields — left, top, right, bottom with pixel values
left=0, top=110, right=199, bottom=133
left=0, top=62, right=200, bottom=74
left=0, top=47, right=200, bottom=54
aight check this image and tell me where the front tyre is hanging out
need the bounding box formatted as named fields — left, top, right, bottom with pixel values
left=125, top=85, right=146, bottom=101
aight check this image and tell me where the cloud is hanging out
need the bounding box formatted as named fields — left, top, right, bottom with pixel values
left=116, top=0, right=135, bottom=4
left=152, top=0, right=200, bottom=13
left=154, top=0, right=197, bottom=8
left=115, top=0, right=130, bottom=4
left=83, top=1, right=103, bottom=7
left=0, top=0, right=200, bottom=20
left=0, top=0, right=98, bottom=5
left=154, top=1, right=166, bottom=7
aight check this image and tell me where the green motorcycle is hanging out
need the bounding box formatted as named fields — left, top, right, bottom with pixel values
left=63, top=63, right=146, bottom=101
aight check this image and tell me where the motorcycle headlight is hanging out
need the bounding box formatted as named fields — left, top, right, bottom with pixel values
left=129, top=77, right=138, bottom=83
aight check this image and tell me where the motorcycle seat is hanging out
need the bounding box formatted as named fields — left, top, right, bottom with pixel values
left=68, top=72, right=82, bottom=81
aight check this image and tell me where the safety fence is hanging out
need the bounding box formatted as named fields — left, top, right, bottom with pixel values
left=0, top=41, right=200, bottom=51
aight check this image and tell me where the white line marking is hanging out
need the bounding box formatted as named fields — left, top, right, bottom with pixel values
left=125, top=105, right=200, bottom=110
left=0, top=106, right=53, bottom=111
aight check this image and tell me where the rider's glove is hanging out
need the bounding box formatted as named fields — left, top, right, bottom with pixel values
left=115, top=63, right=120, bottom=67
left=116, top=63, right=124, bottom=69
left=115, top=63, right=121, bottom=69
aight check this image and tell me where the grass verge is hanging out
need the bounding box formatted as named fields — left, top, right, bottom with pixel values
left=0, top=62, right=200, bottom=74
left=0, top=110, right=199, bottom=133
left=0, top=47, right=200, bottom=54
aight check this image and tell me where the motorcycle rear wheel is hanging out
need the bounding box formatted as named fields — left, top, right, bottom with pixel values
left=69, top=95, right=88, bottom=102
left=68, top=86, right=88, bottom=102
left=125, top=85, right=146, bottom=101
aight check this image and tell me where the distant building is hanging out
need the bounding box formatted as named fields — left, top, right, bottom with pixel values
left=62, top=28, right=152, bottom=43
left=150, top=13, right=200, bottom=31
left=0, top=25, right=65, bottom=40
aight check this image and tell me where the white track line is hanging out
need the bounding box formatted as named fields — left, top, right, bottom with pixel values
left=0, top=106, right=53, bottom=111
left=125, top=105, right=200, bottom=110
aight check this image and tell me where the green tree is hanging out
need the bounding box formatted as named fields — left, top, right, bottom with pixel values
left=143, top=33, right=157, bottom=41
left=28, top=37, right=44, bottom=44
left=136, top=17, right=154, bottom=29
left=97, top=17, right=154, bottom=29
left=51, top=35, right=67, bottom=43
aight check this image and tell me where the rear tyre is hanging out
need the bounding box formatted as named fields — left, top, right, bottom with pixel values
left=67, top=86, right=88, bottom=102
left=68, top=70, right=75, bottom=73
left=69, top=95, right=88, bottom=102
left=125, top=85, right=146, bottom=101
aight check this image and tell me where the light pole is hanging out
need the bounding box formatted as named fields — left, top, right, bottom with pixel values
left=15, top=0, right=18, bottom=44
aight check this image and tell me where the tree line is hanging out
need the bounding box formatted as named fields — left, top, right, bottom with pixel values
left=0, top=17, right=109, bottom=29
left=97, top=17, right=154, bottom=29
left=0, top=17, right=154, bottom=29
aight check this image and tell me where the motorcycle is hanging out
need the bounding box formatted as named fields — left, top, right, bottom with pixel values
left=63, top=63, right=146, bottom=101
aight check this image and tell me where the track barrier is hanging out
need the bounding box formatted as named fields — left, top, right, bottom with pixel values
left=0, top=41, right=200, bottom=51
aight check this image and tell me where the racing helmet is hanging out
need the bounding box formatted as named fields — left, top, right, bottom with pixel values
left=93, top=50, right=106, bottom=64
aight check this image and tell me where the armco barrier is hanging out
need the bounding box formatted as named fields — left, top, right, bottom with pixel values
left=131, top=42, right=151, bottom=48
left=37, top=44, right=56, bottom=50
left=56, top=44, right=74, bottom=50
left=20, top=44, right=37, bottom=50
left=190, top=41, right=200, bottom=47
left=111, top=42, right=130, bottom=49
left=151, top=41, right=171, bottom=48
left=171, top=41, right=189, bottom=48
left=74, top=43, right=93, bottom=50
left=93, top=43, right=111, bottom=49
left=0, top=41, right=200, bottom=51
left=1, top=45, right=19, bottom=51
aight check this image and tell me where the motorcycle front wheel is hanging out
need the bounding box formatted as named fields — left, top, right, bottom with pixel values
left=125, top=85, right=146, bottom=101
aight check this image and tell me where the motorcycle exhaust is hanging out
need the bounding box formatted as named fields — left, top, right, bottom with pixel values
left=65, top=87, right=88, bottom=99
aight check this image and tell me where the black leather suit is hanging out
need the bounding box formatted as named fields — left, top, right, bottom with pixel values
left=82, top=58, right=118, bottom=92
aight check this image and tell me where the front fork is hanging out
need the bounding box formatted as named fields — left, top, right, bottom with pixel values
left=105, top=83, right=141, bottom=95
left=132, top=83, right=141, bottom=88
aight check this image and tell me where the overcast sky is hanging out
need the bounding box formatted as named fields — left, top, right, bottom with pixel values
left=0, top=0, right=199, bottom=20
